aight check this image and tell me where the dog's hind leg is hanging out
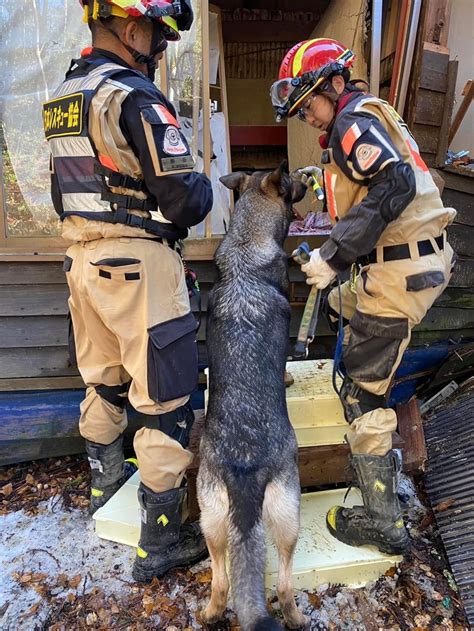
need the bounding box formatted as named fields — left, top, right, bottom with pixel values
left=263, top=478, right=309, bottom=630
left=198, top=475, right=230, bottom=624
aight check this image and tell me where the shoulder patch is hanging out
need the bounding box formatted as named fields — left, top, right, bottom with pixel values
left=163, top=126, right=188, bottom=156
left=354, top=143, right=382, bottom=172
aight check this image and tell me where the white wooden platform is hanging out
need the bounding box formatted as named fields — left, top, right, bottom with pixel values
left=94, top=474, right=401, bottom=589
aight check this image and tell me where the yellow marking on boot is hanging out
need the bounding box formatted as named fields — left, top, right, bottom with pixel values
left=157, top=514, right=169, bottom=527
left=136, top=546, right=148, bottom=559
left=374, top=480, right=386, bottom=493
left=327, top=506, right=339, bottom=530
left=395, top=519, right=404, bottom=529
left=125, top=457, right=139, bottom=468
left=91, top=488, right=104, bottom=497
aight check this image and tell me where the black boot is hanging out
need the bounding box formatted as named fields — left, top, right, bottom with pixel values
left=85, top=435, right=134, bottom=514
left=132, top=483, right=208, bottom=582
left=326, top=450, right=410, bottom=555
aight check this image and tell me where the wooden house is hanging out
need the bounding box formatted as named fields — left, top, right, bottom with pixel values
left=0, top=0, right=473, bottom=467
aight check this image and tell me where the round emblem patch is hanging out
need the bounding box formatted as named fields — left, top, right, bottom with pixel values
left=163, top=126, right=188, bottom=156
left=355, top=143, right=382, bottom=172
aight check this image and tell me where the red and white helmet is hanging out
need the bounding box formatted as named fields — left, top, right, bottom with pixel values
left=270, top=38, right=355, bottom=120
left=81, top=0, right=193, bottom=41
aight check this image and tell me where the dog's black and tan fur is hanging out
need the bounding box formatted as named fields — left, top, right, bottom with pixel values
left=197, top=163, right=308, bottom=631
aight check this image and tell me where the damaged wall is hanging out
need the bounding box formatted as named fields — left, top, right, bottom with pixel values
left=287, top=0, right=368, bottom=215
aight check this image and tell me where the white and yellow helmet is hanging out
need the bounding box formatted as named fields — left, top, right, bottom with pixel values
left=80, top=0, right=193, bottom=41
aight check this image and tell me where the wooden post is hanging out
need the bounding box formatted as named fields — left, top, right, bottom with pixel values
left=202, top=0, right=212, bottom=239
left=436, top=60, right=458, bottom=165
left=422, top=0, right=452, bottom=48
left=369, top=0, right=383, bottom=97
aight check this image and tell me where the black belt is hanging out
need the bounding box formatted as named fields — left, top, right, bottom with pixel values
left=61, top=209, right=187, bottom=241
left=360, top=235, right=444, bottom=266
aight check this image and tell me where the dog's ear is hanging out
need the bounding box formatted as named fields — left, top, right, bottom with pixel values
left=220, top=172, right=249, bottom=192
left=263, top=161, right=288, bottom=195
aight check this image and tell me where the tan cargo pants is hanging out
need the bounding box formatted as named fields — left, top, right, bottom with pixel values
left=65, top=236, right=195, bottom=493
left=327, top=238, right=454, bottom=456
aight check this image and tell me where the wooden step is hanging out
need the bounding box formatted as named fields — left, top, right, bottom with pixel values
left=285, top=359, right=346, bottom=446
left=94, top=476, right=401, bottom=589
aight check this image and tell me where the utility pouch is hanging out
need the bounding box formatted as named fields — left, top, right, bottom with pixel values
left=405, top=270, right=445, bottom=292
left=344, top=310, right=408, bottom=382
left=147, top=311, right=198, bottom=402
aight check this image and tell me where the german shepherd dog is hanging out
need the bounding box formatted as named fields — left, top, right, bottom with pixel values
left=197, top=162, right=308, bottom=630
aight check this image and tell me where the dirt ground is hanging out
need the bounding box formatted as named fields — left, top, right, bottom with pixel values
left=0, top=455, right=469, bottom=630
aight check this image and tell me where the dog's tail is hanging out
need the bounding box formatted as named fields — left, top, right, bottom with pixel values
left=226, top=472, right=284, bottom=631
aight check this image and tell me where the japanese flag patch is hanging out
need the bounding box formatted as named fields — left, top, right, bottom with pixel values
left=151, top=103, right=180, bottom=127
left=354, top=143, right=382, bottom=172
left=163, top=126, right=188, bottom=156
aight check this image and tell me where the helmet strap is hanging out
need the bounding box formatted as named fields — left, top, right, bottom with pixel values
left=101, top=20, right=167, bottom=80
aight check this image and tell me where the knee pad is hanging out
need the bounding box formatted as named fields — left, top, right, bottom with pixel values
left=95, top=383, right=130, bottom=409
left=339, top=376, right=387, bottom=424
left=143, top=402, right=195, bottom=449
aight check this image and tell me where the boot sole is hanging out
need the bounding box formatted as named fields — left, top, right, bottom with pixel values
left=132, top=548, right=209, bottom=583
left=326, top=522, right=410, bottom=556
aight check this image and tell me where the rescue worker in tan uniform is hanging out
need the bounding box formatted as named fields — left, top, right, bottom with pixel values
left=271, top=38, right=456, bottom=554
left=43, top=0, right=213, bottom=581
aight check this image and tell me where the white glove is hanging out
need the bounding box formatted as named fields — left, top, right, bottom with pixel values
left=294, top=166, right=325, bottom=201
left=297, top=165, right=323, bottom=184
left=301, top=249, right=337, bottom=289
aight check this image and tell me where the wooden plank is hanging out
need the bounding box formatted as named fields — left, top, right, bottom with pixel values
left=222, top=21, right=317, bottom=43
left=447, top=223, right=474, bottom=258
left=421, top=152, right=436, bottom=168
left=441, top=169, right=474, bottom=195
left=0, top=262, right=66, bottom=285
left=442, top=189, right=474, bottom=226
left=449, top=257, right=474, bottom=288
left=229, top=125, right=287, bottom=146
left=0, top=316, right=68, bottom=348
left=0, top=284, right=69, bottom=316
left=413, top=306, right=474, bottom=333
left=418, top=47, right=449, bottom=92
left=412, top=123, right=442, bottom=154
left=434, top=287, right=474, bottom=310
left=410, top=328, right=473, bottom=346
left=0, top=347, right=77, bottom=379
left=414, top=88, right=446, bottom=126
left=0, top=376, right=85, bottom=391
left=396, top=398, right=427, bottom=472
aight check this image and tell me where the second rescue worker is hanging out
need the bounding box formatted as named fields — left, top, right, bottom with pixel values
left=271, top=39, right=456, bottom=556
left=43, top=0, right=213, bottom=581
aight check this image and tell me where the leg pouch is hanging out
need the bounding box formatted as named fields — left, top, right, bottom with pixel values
left=344, top=310, right=409, bottom=383
left=147, top=311, right=199, bottom=403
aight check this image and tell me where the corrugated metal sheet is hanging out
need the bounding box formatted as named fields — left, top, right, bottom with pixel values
left=423, top=378, right=474, bottom=626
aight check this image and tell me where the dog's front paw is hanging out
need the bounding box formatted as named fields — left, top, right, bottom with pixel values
left=284, top=611, right=310, bottom=629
